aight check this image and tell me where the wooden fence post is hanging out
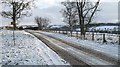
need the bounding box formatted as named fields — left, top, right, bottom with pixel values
left=92, top=32, right=94, bottom=41
left=62, top=30, right=64, bottom=34
left=103, top=34, right=107, bottom=43
left=119, top=35, right=120, bottom=45
left=71, top=31, right=72, bottom=36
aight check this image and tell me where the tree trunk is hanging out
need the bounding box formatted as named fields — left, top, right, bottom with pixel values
left=38, top=26, right=42, bottom=30
left=13, top=3, right=17, bottom=30
left=13, top=18, right=16, bottom=30
left=78, top=14, right=85, bottom=39
left=70, top=26, right=73, bottom=36
left=77, top=2, right=86, bottom=39
left=70, top=31, right=72, bottom=36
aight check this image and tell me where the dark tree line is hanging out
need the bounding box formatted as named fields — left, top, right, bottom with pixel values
left=61, top=0, right=100, bottom=39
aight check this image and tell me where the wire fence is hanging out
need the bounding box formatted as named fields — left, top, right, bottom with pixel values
left=48, top=30, right=119, bottom=45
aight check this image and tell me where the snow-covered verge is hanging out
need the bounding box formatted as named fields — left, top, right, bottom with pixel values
left=39, top=31, right=119, bottom=61
left=0, top=30, right=69, bottom=65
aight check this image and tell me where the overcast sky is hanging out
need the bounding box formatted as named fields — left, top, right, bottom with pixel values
left=0, top=0, right=119, bottom=26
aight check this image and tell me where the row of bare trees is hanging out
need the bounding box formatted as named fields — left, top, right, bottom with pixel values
left=0, top=0, right=51, bottom=30
left=61, top=0, right=100, bottom=39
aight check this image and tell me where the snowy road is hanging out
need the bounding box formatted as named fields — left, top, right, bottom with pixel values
left=27, top=31, right=88, bottom=65
left=26, top=30, right=118, bottom=65
left=38, top=31, right=119, bottom=64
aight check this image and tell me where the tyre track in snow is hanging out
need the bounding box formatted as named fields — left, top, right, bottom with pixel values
left=26, top=30, right=116, bottom=66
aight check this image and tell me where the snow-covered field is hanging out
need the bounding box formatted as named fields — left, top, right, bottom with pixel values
left=85, top=32, right=118, bottom=44
left=89, top=26, right=118, bottom=31
left=39, top=31, right=119, bottom=61
left=0, top=30, right=69, bottom=65
left=56, top=26, right=118, bottom=44
left=75, top=32, right=118, bottom=44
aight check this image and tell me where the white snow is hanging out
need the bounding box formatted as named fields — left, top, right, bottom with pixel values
left=76, top=28, right=81, bottom=31
left=39, top=31, right=119, bottom=61
left=70, top=32, right=119, bottom=44
left=33, top=32, right=114, bottom=65
left=0, top=30, right=69, bottom=65
left=49, top=25, right=63, bottom=29
left=89, top=26, right=118, bottom=31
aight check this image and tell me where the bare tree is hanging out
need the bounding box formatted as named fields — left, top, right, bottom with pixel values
left=35, top=16, right=42, bottom=30
left=42, top=18, right=50, bottom=29
left=119, top=2, right=120, bottom=45
left=75, top=0, right=100, bottom=39
left=61, top=0, right=77, bottom=36
left=35, top=16, right=50, bottom=30
left=1, top=0, right=35, bottom=29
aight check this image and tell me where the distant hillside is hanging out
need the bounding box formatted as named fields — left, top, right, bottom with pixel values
left=87, top=23, right=120, bottom=27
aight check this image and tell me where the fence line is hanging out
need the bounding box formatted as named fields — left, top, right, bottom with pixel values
left=48, top=30, right=119, bottom=44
